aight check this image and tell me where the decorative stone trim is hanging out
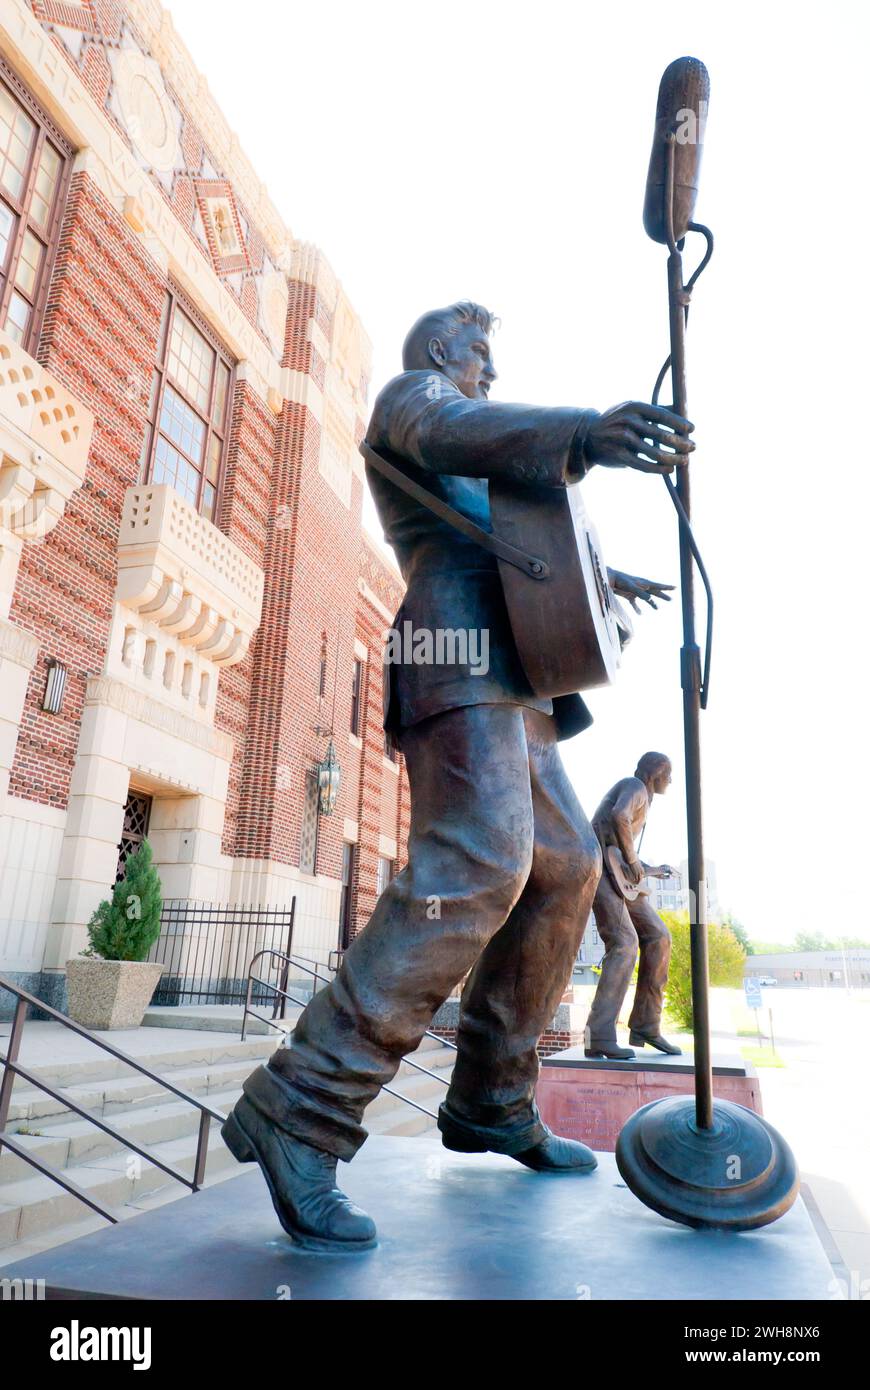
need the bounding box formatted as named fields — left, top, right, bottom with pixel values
left=125, top=0, right=294, bottom=267
left=111, top=46, right=180, bottom=173
left=0, top=616, right=40, bottom=669
left=84, top=674, right=234, bottom=760
left=0, top=4, right=282, bottom=402
left=280, top=367, right=323, bottom=425
left=358, top=577, right=395, bottom=626
left=0, top=326, right=93, bottom=539
left=115, top=484, right=264, bottom=667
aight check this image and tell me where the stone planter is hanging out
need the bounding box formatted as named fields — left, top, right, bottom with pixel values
left=65, top=959, right=165, bottom=1031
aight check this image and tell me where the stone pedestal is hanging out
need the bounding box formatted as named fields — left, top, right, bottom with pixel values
left=0, top=1136, right=833, bottom=1301
left=537, top=1048, right=763, bottom=1153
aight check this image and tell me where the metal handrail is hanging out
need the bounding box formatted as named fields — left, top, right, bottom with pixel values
left=0, top=974, right=226, bottom=1226
left=242, top=948, right=457, bottom=1121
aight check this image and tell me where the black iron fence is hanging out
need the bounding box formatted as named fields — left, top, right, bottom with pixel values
left=149, top=898, right=296, bottom=1006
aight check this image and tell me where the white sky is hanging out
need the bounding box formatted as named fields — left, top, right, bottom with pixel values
left=168, top=0, right=869, bottom=942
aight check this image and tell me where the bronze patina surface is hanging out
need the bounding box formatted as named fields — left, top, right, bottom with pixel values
left=222, top=303, right=693, bottom=1250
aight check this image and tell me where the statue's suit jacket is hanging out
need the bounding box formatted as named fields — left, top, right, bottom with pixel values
left=365, top=369, right=600, bottom=741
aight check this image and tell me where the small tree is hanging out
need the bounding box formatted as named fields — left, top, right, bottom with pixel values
left=723, top=913, right=753, bottom=955
left=84, top=840, right=163, bottom=962
left=664, top=911, right=746, bottom=1031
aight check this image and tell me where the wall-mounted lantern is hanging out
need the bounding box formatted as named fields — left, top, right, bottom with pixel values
left=316, top=738, right=341, bottom=816
left=42, top=658, right=67, bottom=714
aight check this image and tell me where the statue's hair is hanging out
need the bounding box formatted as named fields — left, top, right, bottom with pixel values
left=635, top=751, right=671, bottom=780
left=402, top=301, right=497, bottom=370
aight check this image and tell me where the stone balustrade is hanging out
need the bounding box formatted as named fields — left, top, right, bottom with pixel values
left=0, top=326, right=94, bottom=540
left=115, top=483, right=264, bottom=667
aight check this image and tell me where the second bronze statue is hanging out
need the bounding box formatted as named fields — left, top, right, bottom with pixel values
left=585, top=753, right=683, bottom=1061
left=221, top=302, right=694, bottom=1253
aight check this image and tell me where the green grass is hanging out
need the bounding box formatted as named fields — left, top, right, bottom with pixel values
left=739, top=1045, right=784, bottom=1069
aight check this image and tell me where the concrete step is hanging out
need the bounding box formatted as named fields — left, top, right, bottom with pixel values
left=4, top=1052, right=276, bottom=1127
left=0, top=1082, right=244, bottom=1182
left=142, top=1004, right=305, bottom=1035
left=0, top=1027, right=454, bottom=1258
left=2, top=1045, right=454, bottom=1178
left=0, top=1115, right=241, bottom=1249
left=4, top=1031, right=283, bottom=1093
left=366, top=1105, right=438, bottom=1139
left=0, top=1161, right=245, bottom=1269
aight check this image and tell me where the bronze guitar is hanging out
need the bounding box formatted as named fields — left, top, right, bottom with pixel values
left=489, top=478, right=622, bottom=697
left=361, top=441, right=623, bottom=700
left=605, top=846, right=651, bottom=903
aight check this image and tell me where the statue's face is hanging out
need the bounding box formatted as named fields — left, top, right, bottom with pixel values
left=653, top=762, right=673, bottom=794
left=429, top=320, right=497, bottom=400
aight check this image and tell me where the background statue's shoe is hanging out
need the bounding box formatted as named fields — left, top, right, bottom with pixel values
left=513, top=1132, right=598, bottom=1173
left=221, top=1097, right=377, bottom=1253
left=629, top=1030, right=682, bottom=1055
left=584, top=1040, right=636, bottom=1060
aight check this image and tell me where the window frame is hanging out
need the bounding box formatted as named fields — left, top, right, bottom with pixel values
left=140, top=282, right=236, bottom=521
left=350, top=658, right=364, bottom=737
left=376, top=855, right=394, bottom=897
left=339, top=841, right=356, bottom=950
left=115, top=788, right=153, bottom=884
left=0, top=57, right=73, bottom=356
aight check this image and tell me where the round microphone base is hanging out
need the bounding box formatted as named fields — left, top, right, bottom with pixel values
left=615, top=1094, right=799, bottom=1232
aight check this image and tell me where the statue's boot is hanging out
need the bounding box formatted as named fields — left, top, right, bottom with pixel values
left=629, top=1030, right=682, bottom=1055
left=584, top=1038, right=636, bottom=1060
left=221, top=1096, right=377, bottom=1253
left=439, top=1114, right=597, bottom=1173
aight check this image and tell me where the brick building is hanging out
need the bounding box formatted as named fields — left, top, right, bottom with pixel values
left=0, top=0, right=408, bottom=1011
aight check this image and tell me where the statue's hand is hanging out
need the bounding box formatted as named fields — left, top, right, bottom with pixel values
left=585, top=402, right=694, bottom=474
left=626, top=859, right=645, bottom=886
left=608, top=569, right=675, bottom=613
left=653, top=864, right=675, bottom=879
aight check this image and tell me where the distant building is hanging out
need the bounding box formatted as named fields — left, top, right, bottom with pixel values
left=575, top=916, right=604, bottom=981
left=745, top=951, right=870, bottom=988
left=646, top=868, right=687, bottom=915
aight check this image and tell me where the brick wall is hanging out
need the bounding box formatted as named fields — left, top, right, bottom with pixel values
left=2, top=2, right=410, bottom=960
left=429, top=1024, right=581, bottom=1059
left=8, top=170, right=165, bottom=808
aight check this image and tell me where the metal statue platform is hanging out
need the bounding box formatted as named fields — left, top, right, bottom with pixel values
left=1, top=1136, right=835, bottom=1301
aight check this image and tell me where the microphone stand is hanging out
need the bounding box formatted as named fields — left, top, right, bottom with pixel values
left=664, top=140, right=713, bottom=1131
left=614, top=131, right=799, bottom=1231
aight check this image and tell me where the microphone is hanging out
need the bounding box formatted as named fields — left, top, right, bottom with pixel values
left=643, top=56, right=710, bottom=245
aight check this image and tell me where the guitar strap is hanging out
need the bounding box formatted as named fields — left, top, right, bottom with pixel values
left=360, top=441, right=549, bottom=581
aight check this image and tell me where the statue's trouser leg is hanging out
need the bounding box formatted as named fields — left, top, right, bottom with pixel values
left=244, top=703, right=541, bottom=1161
left=625, top=898, right=672, bottom=1035
left=439, top=707, right=601, bottom=1150
left=584, top=873, right=640, bottom=1044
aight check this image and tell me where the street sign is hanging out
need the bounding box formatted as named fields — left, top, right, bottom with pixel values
left=744, top=978, right=763, bottom=1010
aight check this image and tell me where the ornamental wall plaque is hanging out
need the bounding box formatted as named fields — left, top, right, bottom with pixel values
left=112, top=48, right=181, bottom=173
left=258, top=270, right=289, bottom=357
left=193, top=179, right=250, bottom=275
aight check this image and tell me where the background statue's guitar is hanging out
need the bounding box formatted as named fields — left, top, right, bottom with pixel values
left=361, top=441, right=623, bottom=698
left=605, top=846, right=651, bottom=902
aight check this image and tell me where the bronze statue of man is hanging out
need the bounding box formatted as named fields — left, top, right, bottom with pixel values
left=584, top=751, right=682, bottom=1060
left=222, top=303, right=694, bottom=1251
